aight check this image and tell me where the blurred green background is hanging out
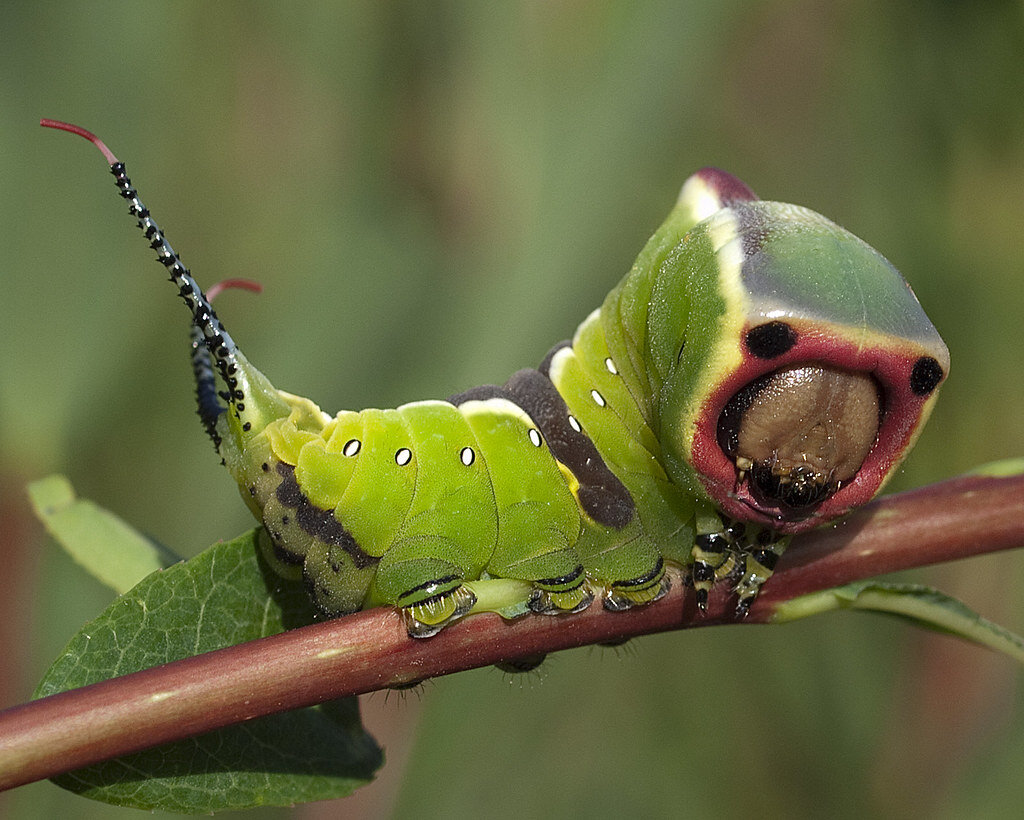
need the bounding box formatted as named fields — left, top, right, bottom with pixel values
left=2, top=2, right=1023, bottom=818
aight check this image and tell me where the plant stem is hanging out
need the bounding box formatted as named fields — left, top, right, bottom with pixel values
left=0, top=471, right=1022, bottom=791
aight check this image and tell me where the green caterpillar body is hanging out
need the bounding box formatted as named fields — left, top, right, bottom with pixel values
left=52, top=122, right=948, bottom=638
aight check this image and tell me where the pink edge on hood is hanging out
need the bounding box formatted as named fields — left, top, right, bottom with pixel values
left=689, top=323, right=943, bottom=534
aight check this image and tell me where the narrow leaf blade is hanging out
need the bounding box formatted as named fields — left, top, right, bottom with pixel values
left=772, top=581, right=1024, bottom=664
left=28, top=474, right=180, bottom=593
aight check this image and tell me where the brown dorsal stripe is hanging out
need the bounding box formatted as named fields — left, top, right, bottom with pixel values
left=449, top=370, right=635, bottom=528
left=503, top=369, right=634, bottom=529
left=539, top=340, right=572, bottom=377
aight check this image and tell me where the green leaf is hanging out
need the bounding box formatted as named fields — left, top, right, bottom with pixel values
left=772, top=581, right=1024, bottom=664
left=27, top=474, right=181, bottom=593
left=34, top=528, right=383, bottom=812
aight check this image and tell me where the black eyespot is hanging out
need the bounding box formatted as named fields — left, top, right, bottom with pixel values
left=910, top=356, right=944, bottom=396
left=746, top=322, right=798, bottom=359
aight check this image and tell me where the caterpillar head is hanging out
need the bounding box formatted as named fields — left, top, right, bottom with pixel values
left=658, top=172, right=948, bottom=533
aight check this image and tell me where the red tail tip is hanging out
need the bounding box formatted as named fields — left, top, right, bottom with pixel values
left=206, top=279, right=264, bottom=303
left=40, top=118, right=120, bottom=166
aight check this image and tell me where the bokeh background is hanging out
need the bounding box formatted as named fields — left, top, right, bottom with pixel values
left=2, top=2, right=1023, bottom=817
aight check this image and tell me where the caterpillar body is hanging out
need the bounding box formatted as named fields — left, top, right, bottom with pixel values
left=44, top=120, right=948, bottom=638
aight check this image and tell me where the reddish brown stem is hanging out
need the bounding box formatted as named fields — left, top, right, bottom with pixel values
left=0, top=472, right=1021, bottom=791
